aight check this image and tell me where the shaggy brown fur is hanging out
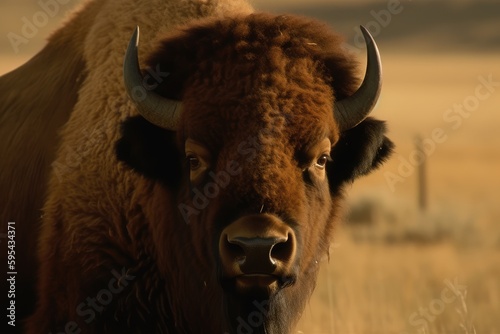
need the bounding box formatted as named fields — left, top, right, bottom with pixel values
left=1, top=1, right=392, bottom=333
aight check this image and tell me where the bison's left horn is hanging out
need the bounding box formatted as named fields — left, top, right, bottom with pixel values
left=123, top=26, right=182, bottom=130
left=334, top=26, right=382, bottom=131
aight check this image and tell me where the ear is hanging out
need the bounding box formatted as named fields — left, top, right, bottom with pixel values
left=327, top=117, right=394, bottom=191
left=115, top=116, right=182, bottom=187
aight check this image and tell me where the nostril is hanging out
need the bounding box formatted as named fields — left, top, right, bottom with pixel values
left=270, top=235, right=293, bottom=263
left=224, top=237, right=246, bottom=263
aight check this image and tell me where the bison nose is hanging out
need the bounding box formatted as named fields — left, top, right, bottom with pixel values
left=219, top=214, right=296, bottom=278
left=226, top=236, right=289, bottom=274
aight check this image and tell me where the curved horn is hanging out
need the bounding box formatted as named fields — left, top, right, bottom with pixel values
left=123, top=26, right=182, bottom=130
left=334, top=26, right=382, bottom=131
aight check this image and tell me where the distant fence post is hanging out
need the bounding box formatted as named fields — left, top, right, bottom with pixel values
left=415, top=135, right=427, bottom=211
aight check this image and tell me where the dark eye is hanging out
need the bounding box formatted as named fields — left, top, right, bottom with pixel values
left=315, top=154, right=331, bottom=169
left=187, top=155, right=201, bottom=171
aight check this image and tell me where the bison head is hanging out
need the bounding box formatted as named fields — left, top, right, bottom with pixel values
left=116, top=13, right=393, bottom=334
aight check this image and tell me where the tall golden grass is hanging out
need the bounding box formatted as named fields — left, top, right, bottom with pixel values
left=298, top=229, right=500, bottom=333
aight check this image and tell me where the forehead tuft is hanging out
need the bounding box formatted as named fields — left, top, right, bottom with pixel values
left=147, top=13, right=359, bottom=95
left=146, top=13, right=358, bottom=148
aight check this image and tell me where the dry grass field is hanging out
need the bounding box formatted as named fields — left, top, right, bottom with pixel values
left=1, top=0, right=499, bottom=333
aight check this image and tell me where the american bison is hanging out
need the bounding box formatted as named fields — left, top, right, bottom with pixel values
left=0, top=0, right=393, bottom=333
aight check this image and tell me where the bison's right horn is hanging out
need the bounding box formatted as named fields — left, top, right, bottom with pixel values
left=123, top=26, right=182, bottom=131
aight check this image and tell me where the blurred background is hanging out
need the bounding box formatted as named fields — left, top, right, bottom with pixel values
left=1, top=0, right=499, bottom=332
